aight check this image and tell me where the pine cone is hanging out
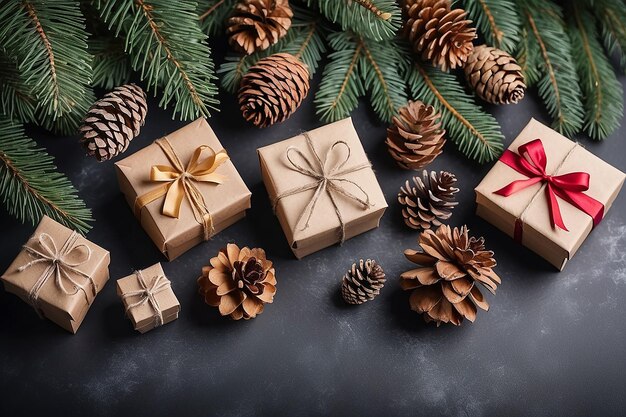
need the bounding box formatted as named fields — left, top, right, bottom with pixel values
left=398, top=170, right=459, bottom=230
left=197, top=243, right=276, bottom=320
left=227, top=0, right=293, bottom=55
left=464, top=45, right=526, bottom=105
left=341, top=259, right=386, bottom=305
left=238, top=53, right=310, bottom=128
left=386, top=100, right=446, bottom=170
left=79, top=84, right=147, bottom=162
left=403, top=0, right=476, bottom=71
left=400, top=225, right=500, bottom=326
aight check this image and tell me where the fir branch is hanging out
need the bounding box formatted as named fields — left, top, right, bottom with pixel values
left=218, top=8, right=325, bottom=94
left=591, top=0, right=626, bottom=71
left=0, top=0, right=94, bottom=135
left=307, top=0, right=400, bottom=41
left=89, top=36, right=132, bottom=89
left=459, top=0, right=521, bottom=53
left=358, top=36, right=408, bottom=123
left=0, top=54, right=37, bottom=126
left=0, top=116, right=93, bottom=234
left=315, top=32, right=365, bottom=122
left=197, top=0, right=237, bottom=36
left=517, top=0, right=584, bottom=137
left=96, top=0, right=218, bottom=120
left=516, top=27, right=541, bottom=87
left=568, top=2, right=623, bottom=140
left=407, top=63, right=504, bottom=163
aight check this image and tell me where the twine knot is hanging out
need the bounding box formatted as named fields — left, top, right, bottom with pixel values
left=122, top=270, right=172, bottom=328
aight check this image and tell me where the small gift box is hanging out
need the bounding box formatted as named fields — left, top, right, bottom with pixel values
left=475, top=118, right=625, bottom=270
left=116, top=263, right=180, bottom=334
left=115, top=118, right=252, bottom=260
left=1, top=216, right=110, bottom=333
left=257, top=118, right=387, bottom=258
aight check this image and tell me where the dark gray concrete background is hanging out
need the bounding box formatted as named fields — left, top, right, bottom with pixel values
left=1, top=47, right=625, bottom=416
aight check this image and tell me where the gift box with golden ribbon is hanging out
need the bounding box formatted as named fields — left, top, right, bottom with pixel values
left=116, top=263, right=180, bottom=334
left=258, top=118, right=387, bottom=258
left=1, top=216, right=110, bottom=333
left=115, top=118, right=252, bottom=260
left=475, top=119, right=625, bottom=270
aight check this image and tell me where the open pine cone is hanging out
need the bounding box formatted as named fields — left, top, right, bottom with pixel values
left=198, top=243, right=276, bottom=320
left=398, top=170, right=459, bottom=230
left=403, top=0, right=476, bottom=71
left=227, top=0, right=293, bottom=55
left=386, top=100, right=446, bottom=170
left=79, top=84, right=147, bottom=161
left=400, top=225, right=500, bottom=326
left=464, top=45, right=526, bottom=105
left=341, top=259, right=386, bottom=305
left=238, top=53, right=310, bottom=128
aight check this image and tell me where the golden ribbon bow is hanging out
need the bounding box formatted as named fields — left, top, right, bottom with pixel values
left=134, top=137, right=229, bottom=240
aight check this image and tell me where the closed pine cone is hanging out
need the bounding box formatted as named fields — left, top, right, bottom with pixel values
left=341, top=259, right=386, bottom=305
left=402, top=0, right=476, bottom=71
left=227, top=0, right=293, bottom=55
left=197, top=243, right=276, bottom=320
left=464, top=45, right=526, bottom=104
left=398, top=170, right=459, bottom=230
left=238, top=53, right=310, bottom=128
left=400, top=225, right=500, bottom=326
left=386, top=100, right=446, bottom=170
left=79, top=84, right=147, bottom=161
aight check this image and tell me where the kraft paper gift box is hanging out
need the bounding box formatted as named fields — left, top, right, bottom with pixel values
left=116, top=263, right=180, bottom=334
left=115, top=118, right=252, bottom=260
left=257, top=117, right=387, bottom=258
left=1, top=216, right=110, bottom=333
left=475, top=118, right=625, bottom=270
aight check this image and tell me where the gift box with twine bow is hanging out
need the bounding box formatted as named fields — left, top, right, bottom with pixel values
left=475, top=118, right=625, bottom=270
left=115, top=118, right=252, bottom=260
left=116, top=263, right=179, bottom=334
left=258, top=118, right=387, bottom=258
left=1, top=216, right=110, bottom=333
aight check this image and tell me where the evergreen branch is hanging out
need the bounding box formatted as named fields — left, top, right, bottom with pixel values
left=517, top=0, right=583, bottom=137
left=592, top=0, right=626, bottom=71
left=0, top=53, right=37, bottom=126
left=516, top=27, right=541, bottom=87
left=0, top=116, right=93, bottom=234
left=96, top=0, right=218, bottom=120
left=358, top=36, right=407, bottom=123
left=0, top=0, right=94, bottom=135
left=89, top=36, right=132, bottom=89
left=407, top=63, right=504, bottom=163
left=568, top=2, right=623, bottom=140
left=459, top=0, right=521, bottom=53
left=307, top=0, right=400, bottom=41
left=197, top=0, right=237, bottom=36
left=315, top=32, right=365, bottom=122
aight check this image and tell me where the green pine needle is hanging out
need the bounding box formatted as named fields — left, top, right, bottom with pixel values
left=89, top=36, right=132, bottom=89
left=315, top=32, right=366, bottom=122
left=568, top=2, right=623, bottom=140
left=96, top=0, right=219, bottom=120
left=218, top=7, right=325, bottom=94
left=459, top=0, right=521, bottom=53
left=197, top=0, right=237, bottom=36
left=592, top=0, right=626, bottom=71
left=0, top=116, right=93, bottom=234
left=0, top=53, right=38, bottom=126
left=406, top=63, right=504, bottom=163
left=0, top=0, right=94, bottom=136
left=516, top=27, right=541, bottom=87
left=517, top=0, right=584, bottom=137
left=307, top=0, right=400, bottom=41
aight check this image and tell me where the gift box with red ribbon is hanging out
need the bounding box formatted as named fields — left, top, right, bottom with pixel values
left=475, top=118, right=625, bottom=270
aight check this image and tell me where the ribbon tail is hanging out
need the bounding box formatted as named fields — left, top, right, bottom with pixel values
left=554, top=188, right=605, bottom=227
left=162, top=179, right=186, bottom=218
left=546, top=184, right=568, bottom=231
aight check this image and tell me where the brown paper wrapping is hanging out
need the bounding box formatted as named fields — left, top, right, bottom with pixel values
left=0, top=216, right=110, bottom=333
left=257, top=118, right=387, bottom=258
left=115, top=118, right=252, bottom=260
left=475, top=118, right=625, bottom=270
left=116, top=263, right=180, bottom=334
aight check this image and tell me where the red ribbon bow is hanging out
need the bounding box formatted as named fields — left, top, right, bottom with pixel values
left=494, top=139, right=604, bottom=232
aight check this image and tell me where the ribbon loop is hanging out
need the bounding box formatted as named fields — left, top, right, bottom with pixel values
left=273, top=132, right=373, bottom=244
left=494, top=138, right=605, bottom=238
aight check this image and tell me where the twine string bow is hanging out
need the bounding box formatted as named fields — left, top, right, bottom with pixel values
left=18, top=232, right=94, bottom=315
left=134, top=137, right=229, bottom=241
left=273, top=133, right=373, bottom=243
left=122, top=270, right=171, bottom=328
